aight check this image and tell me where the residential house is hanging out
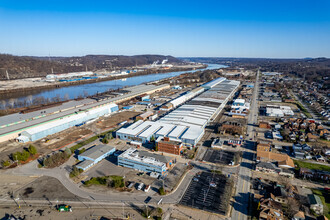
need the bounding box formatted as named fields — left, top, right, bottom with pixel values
left=292, top=211, right=305, bottom=220
left=272, top=187, right=288, bottom=204
left=294, top=149, right=305, bottom=160
left=308, top=194, right=323, bottom=215
left=323, top=148, right=330, bottom=156
left=259, top=198, right=284, bottom=220
left=307, top=133, right=318, bottom=142
left=316, top=155, right=326, bottom=163
left=259, top=121, right=271, bottom=129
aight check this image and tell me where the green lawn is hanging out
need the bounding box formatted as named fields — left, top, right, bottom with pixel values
left=312, top=189, right=330, bottom=218
left=294, top=160, right=330, bottom=172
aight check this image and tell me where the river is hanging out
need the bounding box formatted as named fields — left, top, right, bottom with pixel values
left=0, top=64, right=226, bottom=109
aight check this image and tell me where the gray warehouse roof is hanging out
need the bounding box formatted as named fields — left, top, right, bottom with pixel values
left=80, top=145, right=115, bottom=161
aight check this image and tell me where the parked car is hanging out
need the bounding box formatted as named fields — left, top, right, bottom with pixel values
left=127, top=182, right=135, bottom=189
left=144, top=185, right=150, bottom=192
left=137, top=183, right=144, bottom=190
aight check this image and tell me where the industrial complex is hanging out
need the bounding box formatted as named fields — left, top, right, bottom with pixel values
left=116, top=78, right=240, bottom=147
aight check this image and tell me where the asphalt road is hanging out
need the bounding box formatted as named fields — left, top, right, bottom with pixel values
left=231, top=70, right=259, bottom=220
left=3, top=155, right=238, bottom=208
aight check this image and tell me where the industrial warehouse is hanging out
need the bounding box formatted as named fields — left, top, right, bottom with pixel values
left=17, top=103, right=118, bottom=143
left=116, top=78, right=240, bottom=147
left=117, top=148, right=173, bottom=175
left=76, top=145, right=116, bottom=171
left=0, top=83, right=170, bottom=143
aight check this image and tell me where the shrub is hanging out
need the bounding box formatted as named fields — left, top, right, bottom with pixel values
left=78, top=148, right=86, bottom=155
left=110, top=175, right=125, bottom=188
left=105, top=132, right=113, bottom=140
left=11, top=150, right=30, bottom=162
left=101, top=137, right=109, bottom=144
left=42, top=151, right=70, bottom=168
left=1, top=160, right=11, bottom=167
left=159, top=187, right=165, bottom=195
left=64, top=148, right=72, bottom=156
left=69, top=166, right=83, bottom=178
left=28, top=145, right=37, bottom=155
left=84, top=176, right=108, bottom=186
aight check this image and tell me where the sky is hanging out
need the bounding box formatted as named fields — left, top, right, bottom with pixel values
left=0, top=0, right=330, bottom=58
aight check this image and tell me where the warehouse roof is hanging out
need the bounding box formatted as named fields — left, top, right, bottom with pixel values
left=201, top=77, right=226, bottom=88
left=80, top=145, right=115, bottom=161
left=119, top=148, right=167, bottom=167
left=22, top=103, right=116, bottom=136
left=76, top=159, right=94, bottom=170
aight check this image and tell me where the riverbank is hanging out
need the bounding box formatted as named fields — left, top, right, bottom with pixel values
left=0, top=64, right=206, bottom=96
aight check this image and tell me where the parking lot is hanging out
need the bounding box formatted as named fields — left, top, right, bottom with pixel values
left=202, top=149, right=236, bottom=165
left=179, top=172, right=232, bottom=215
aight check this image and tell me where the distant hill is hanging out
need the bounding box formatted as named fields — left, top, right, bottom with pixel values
left=183, top=57, right=330, bottom=83
left=0, top=54, right=182, bottom=80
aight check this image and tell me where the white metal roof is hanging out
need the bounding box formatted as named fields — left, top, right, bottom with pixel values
left=181, top=125, right=204, bottom=140
left=139, top=123, right=163, bottom=138
left=202, top=77, right=226, bottom=88
left=168, top=125, right=187, bottom=138
left=155, top=124, right=176, bottom=136
left=119, top=148, right=166, bottom=168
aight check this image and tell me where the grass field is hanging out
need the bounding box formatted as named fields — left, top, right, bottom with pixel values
left=294, top=160, right=330, bottom=172
left=312, top=189, right=330, bottom=218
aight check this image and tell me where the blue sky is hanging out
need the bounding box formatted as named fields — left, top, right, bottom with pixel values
left=0, top=0, right=329, bottom=58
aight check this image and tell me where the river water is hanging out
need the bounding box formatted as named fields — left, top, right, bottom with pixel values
left=0, top=64, right=226, bottom=108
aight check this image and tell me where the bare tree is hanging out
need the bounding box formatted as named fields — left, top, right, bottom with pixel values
left=287, top=198, right=300, bottom=218
left=8, top=98, right=15, bottom=108
left=27, top=95, right=33, bottom=104
left=1, top=100, right=6, bottom=109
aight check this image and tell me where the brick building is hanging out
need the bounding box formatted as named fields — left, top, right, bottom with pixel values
left=157, top=137, right=183, bottom=155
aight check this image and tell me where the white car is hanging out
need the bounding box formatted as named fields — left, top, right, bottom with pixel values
left=137, top=183, right=144, bottom=191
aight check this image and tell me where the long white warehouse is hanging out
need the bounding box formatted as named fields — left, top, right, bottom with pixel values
left=116, top=78, right=240, bottom=147
left=17, top=103, right=118, bottom=143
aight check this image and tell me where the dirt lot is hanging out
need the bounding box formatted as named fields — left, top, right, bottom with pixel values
left=0, top=174, right=37, bottom=199
left=36, top=127, right=92, bottom=151
left=17, top=176, right=87, bottom=201
left=95, top=111, right=140, bottom=130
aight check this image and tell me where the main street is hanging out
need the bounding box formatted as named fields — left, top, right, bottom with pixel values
left=231, top=69, right=259, bottom=220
